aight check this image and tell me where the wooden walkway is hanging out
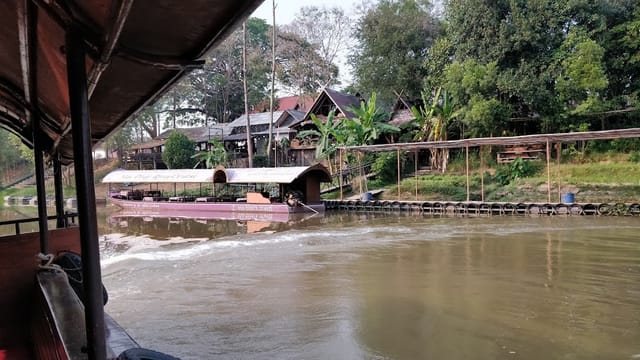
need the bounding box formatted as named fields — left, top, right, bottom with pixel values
left=324, top=200, right=640, bottom=216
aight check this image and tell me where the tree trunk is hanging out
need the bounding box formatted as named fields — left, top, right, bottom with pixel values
left=267, top=0, right=276, bottom=165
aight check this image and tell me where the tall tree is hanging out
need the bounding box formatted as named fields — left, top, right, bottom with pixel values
left=285, top=5, right=351, bottom=86
left=350, top=0, right=440, bottom=106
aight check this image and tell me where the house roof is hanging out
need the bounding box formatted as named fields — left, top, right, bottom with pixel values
left=0, top=0, right=262, bottom=164
left=292, top=88, right=362, bottom=128
left=226, top=110, right=305, bottom=134
left=130, top=125, right=227, bottom=150
left=389, top=96, right=418, bottom=127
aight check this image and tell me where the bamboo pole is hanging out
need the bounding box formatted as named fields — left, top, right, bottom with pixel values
left=546, top=138, right=551, bottom=202
left=397, top=148, right=401, bottom=200
left=480, top=145, right=484, bottom=202
left=339, top=148, right=343, bottom=200
left=414, top=148, right=418, bottom=200
left=465, top=143, right=470, bottom=202
left=556, top=142, right=561, bottom=201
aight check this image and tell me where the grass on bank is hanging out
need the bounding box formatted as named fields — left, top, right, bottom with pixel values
left=360, top=150, right=640, bottom=204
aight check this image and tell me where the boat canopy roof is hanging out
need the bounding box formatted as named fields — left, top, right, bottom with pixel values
left=103, top=164, right=332, bottom=185
left=0, top=0, right=263, bottom=165
left=213, top=164, right=332, bottom=184
left=103, top=169, right=213, bottom=183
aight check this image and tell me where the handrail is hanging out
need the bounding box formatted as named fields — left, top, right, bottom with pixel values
left=0, top=212, right=78, bottom=236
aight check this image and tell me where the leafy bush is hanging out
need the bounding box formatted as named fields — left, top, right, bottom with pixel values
left=162, top=131, right=196, bottom=169
left=493, top=158, right=541, bottom=185
left=253, top=155, right=270, bottom=167
left=372, top=152, right=405, bottom=183
left=630, top=151, right=640, bottom=163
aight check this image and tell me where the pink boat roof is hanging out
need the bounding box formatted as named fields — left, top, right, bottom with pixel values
left=103, top=164, right=331, bottom=184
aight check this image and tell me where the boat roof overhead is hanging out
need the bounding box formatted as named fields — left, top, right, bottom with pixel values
left=102, top=164, right=333, bottom=185
left=0, top=0, right=263, bottom=165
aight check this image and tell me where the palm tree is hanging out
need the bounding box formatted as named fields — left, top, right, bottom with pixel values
left=410, top=87, right=460, bottom=172
left=344, top=92, right=399, bottom=192
left=296, top=112, right=344, bottom=174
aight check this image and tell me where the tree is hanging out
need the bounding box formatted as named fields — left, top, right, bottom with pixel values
left=285, top=5, right=351, bottom=86
left=296, top=112, right=345, bottom=173
left=276, top=30, right=338, bottom=95
left=162, top=131, right=196, bottom=169
left=556, top=30, right=609, bottom=116
left=344, top=92, right=398, bottom=192
left=350, top=0, right=440, bottom=105
left=411, top=87, right=461, bottom=172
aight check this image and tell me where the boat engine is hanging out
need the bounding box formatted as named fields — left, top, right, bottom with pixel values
left=53, top=250, right=109, bottom=305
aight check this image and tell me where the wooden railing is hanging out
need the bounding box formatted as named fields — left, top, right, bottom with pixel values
left=0, top=213, right=78, bottom=236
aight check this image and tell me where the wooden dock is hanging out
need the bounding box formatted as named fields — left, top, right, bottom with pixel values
left=324, top=200, right=640, bottom=216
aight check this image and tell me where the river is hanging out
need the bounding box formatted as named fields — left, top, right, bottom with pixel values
left=2, top=206, right=640, bottom=359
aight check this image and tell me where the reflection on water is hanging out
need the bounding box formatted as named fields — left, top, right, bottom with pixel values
left=99, top=213, right=640, bottom=360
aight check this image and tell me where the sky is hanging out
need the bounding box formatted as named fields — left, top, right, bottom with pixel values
left=251, top=0, right=361, bottom=25
left=250, top=0, right=361, bottom=88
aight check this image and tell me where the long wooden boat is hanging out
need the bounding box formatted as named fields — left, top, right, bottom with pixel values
left=0, top=1, right=263, bottom=359
left=102, top=165, right=332, bottom=218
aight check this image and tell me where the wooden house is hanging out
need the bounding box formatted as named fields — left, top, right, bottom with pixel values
left=288, top=88, right=362, bottom=166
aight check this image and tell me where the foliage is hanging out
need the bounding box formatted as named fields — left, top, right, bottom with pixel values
left=430, top=0, right=640, bottom=135
left=371, top=152, right=404, bottom=184
left=494, top=158, right=542, bottom=186
left=343, top=92, right=398, bottom=146
left=350, top=0, right=440, bottom=105
left=253, top=155, right=269, bottom=167
left=162, top=131, right=196, bottom=169
left=629, top=151, right=640, bottom=163
left=284, top=5, right=351, bottom=87
left=409, top=87, right=460, bottom=172
left=192, top=140, right=228, bottom=168
left=297, top=112, right=343, bottom=160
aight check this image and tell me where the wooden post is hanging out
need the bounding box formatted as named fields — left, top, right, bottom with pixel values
left=397, top=148, right=401, bottom=200
left=556, top=142, right=561, bottom=202
left=414, top=148, right=418, bottom=200
left=480, top=145, right=484, bottom=202
left=546, top=139, right=551, bottom=202
left=339, top=148, right=343, bottom=200
left=465, top=143, right=470, bottom=202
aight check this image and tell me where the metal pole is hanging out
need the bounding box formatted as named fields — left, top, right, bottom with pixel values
left=546, top=138, right=551, bottom=203
left=66, top=24, right=107, bottom=360
left=54, top=156, right=66, bottom=228
left=22, top=0, right=49, bottom=252
left=465, top=143, right=470, bottom=202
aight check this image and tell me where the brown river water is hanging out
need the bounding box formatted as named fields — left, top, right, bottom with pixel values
left=2, top=206, right=640, bottom=359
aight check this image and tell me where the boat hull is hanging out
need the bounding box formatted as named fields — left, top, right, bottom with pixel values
left=108, top=197, right=325, bottom=221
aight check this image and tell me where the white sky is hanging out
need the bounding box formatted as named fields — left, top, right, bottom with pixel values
left=250, top=0, right=361, bottom=89
left=251, top=0, right=361, bottom=25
